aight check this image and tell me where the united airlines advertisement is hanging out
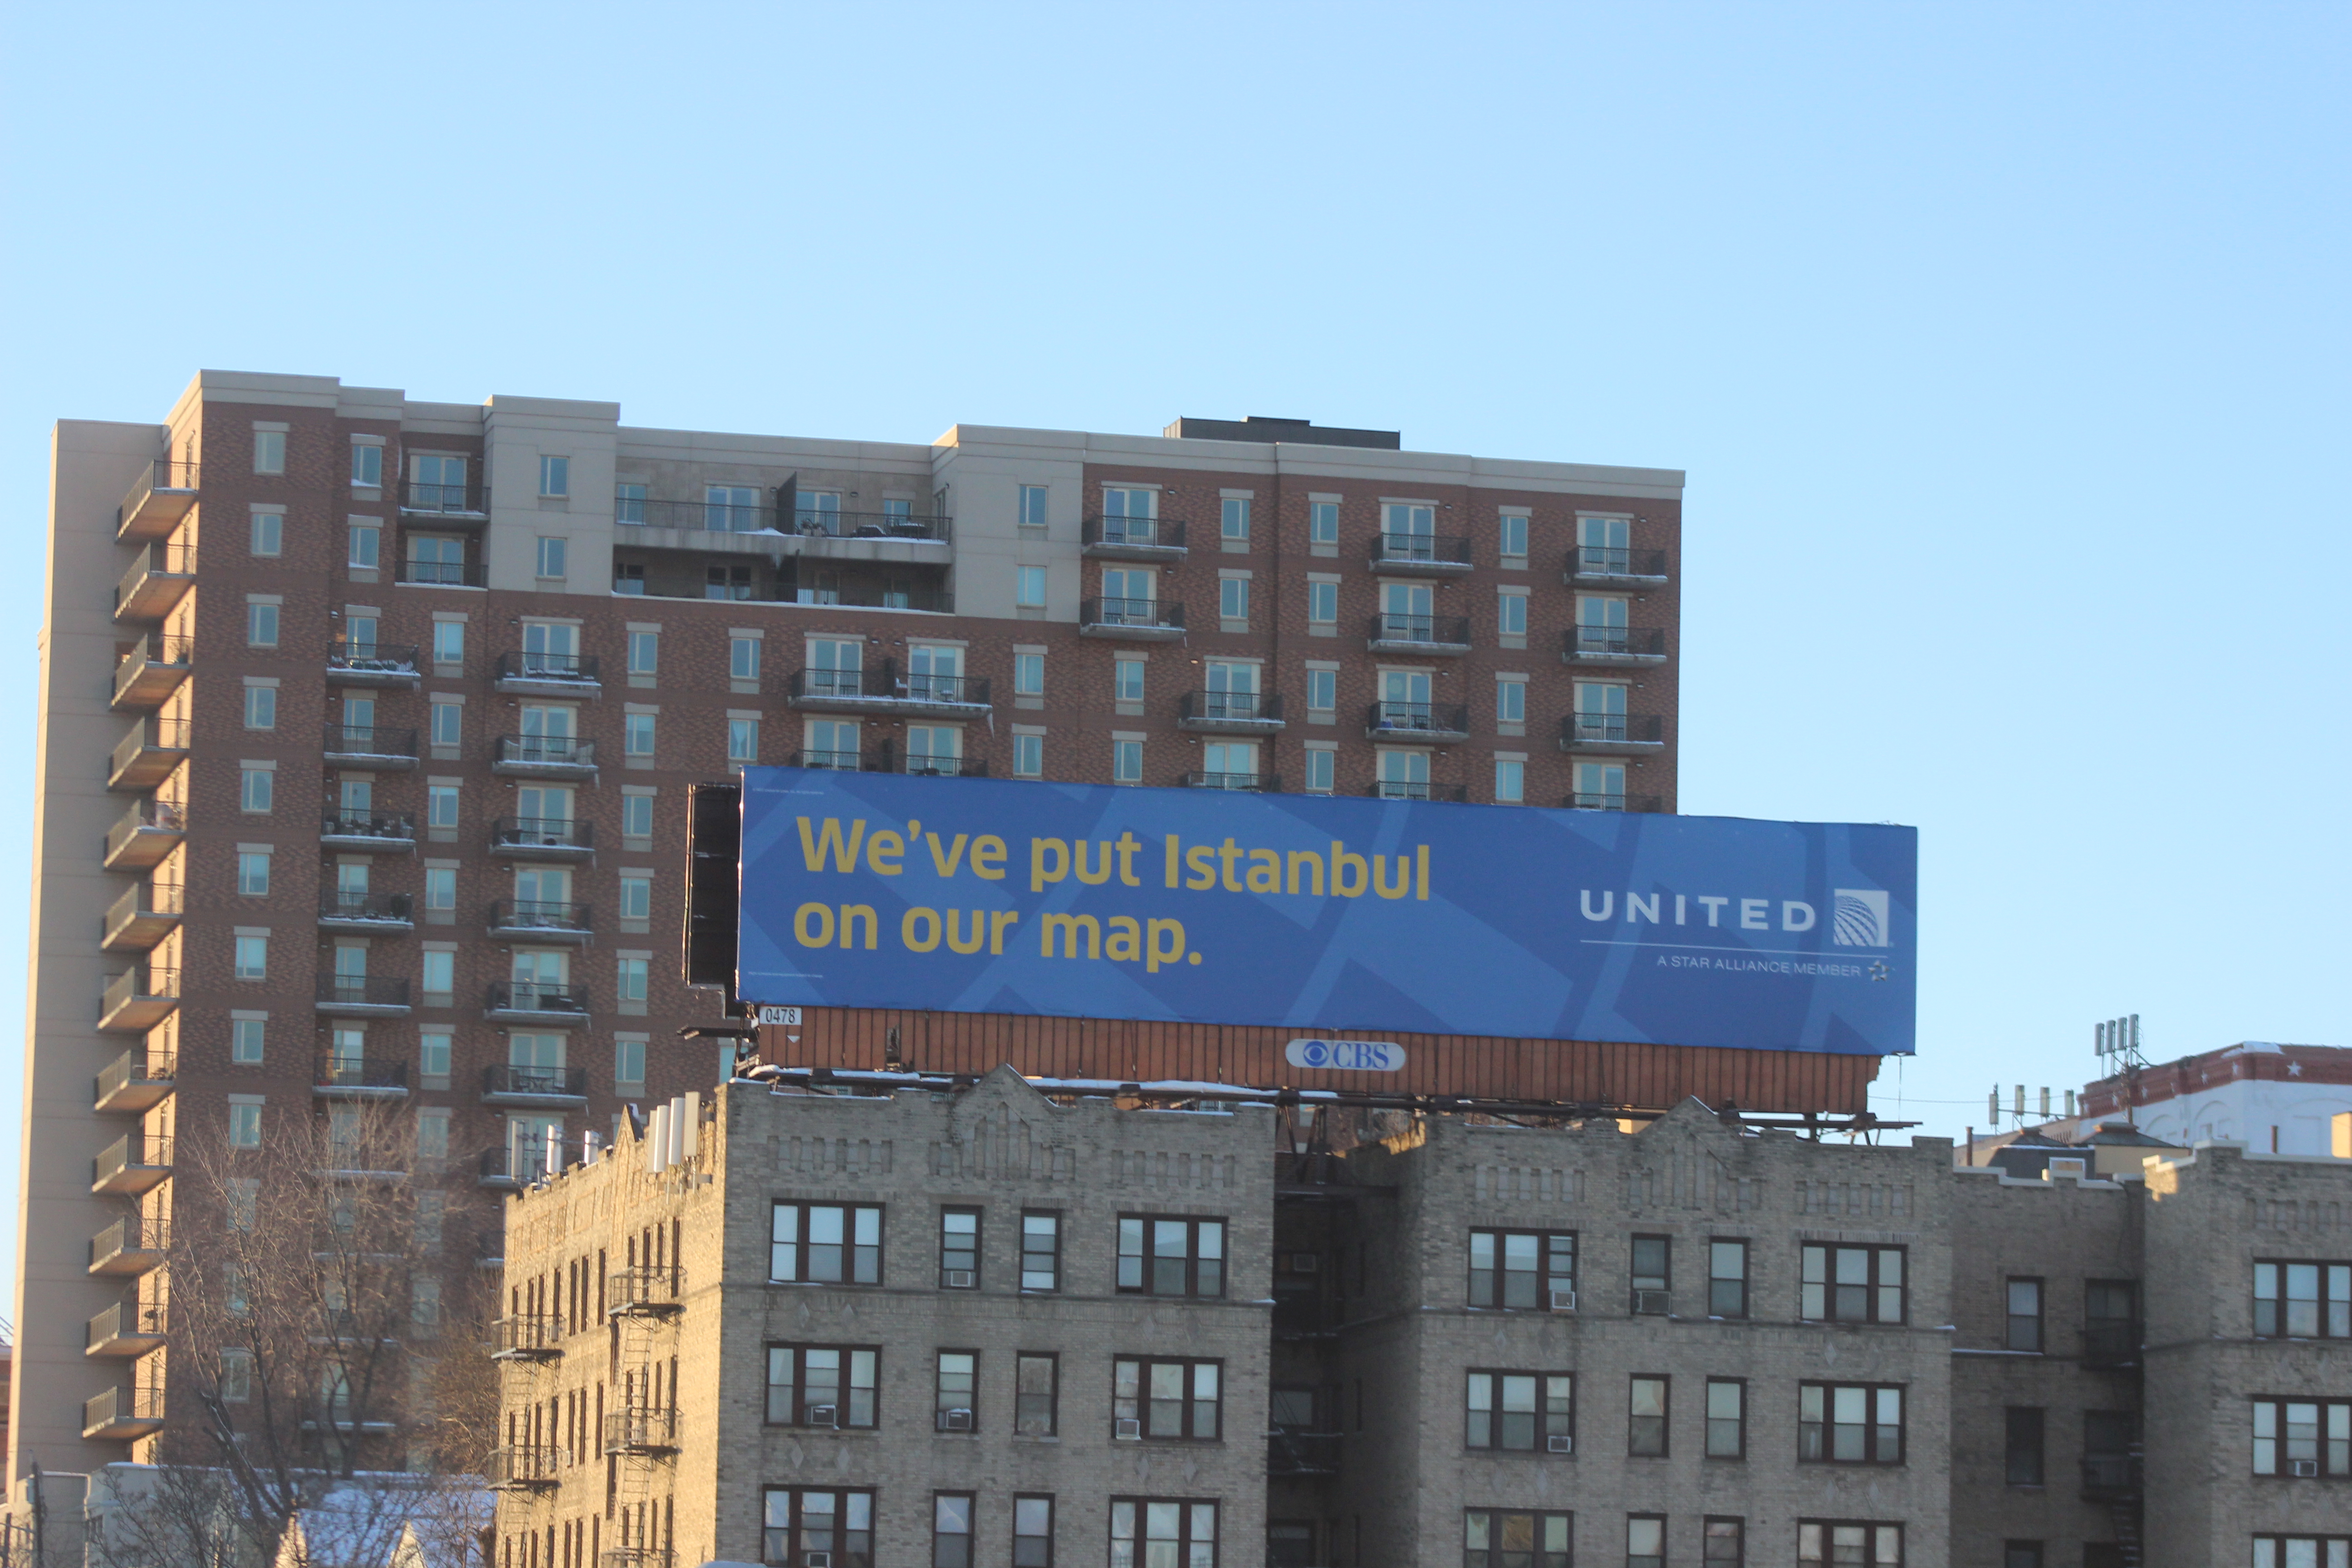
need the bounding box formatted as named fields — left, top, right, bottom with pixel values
left=735, top=769, right=1917, bottom=1056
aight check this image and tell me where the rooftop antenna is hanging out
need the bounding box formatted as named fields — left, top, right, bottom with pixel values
left=2093, top=1014, right=2147, bottom=1125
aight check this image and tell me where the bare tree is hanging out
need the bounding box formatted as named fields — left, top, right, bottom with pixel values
left=88, top=1101, right=497, bottom=1567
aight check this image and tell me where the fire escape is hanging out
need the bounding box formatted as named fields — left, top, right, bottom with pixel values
left=600, top=1259, right=683, bottom=1568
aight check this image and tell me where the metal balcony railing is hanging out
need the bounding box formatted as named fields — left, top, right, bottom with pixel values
left=321, top=811, right=415, bottom=843
left=603, top=1407, right=680, bottom=1453
left=485, top=1444, right=562, bottom=1488
left=93, top=1134, right=173, bottom=1188
left=401, top=481, right=489, bottom=515
left=489, top=899, right=592, bottom=935
left=788, top=749, right=865, bottom=772
left=117, top=458, right=199, bottom=538
left=495, top=735, right=596, bottom=769
left=1372, top=532, right=1473, bottom=566
left=315, top=1054, right=410, bottom=1092
left=1367, top=780, right=1466, bottom=803
left=1562, top=712, right=1664, bottom=745
left=2080, top=1454, right=2140, bottom=1498
left=1181, top=691, right=1284, bottom=724
left=101, top=966, right=179, bottom=1016
left=95, top=1047, right=175, bottom=1110
left=87, top=1299, right=168, bottom=1354
left=322, top=725, right=418, bottom=760
left=1186, top=771, right=1277, bottom=792
left=482, top=1063, right=589, bottom=1099
left=1082, top=596, right=1183, bottom=630
left=83, top=1384, right=165, bottom=1438
left=114, top=543, right=196, bottom=617
left=490, top=1316, right=564, bottom=1362
left=1368, top=613, right=1472, bottom=647
left=496, top=651, right=602, bottom=685
left=1568, top=793, right=1665, bottom=813
left=2083, top=1321, right=2140, bottom=1366
left=1082, top=515, right=1186, bottom=550
left=109, top=718, right=191, bottom=785
left=485, top=982, right=591, bottom=1018
left=873, top=740, right=985, bottom=778
left=106, top=799, right=186, bottom=863
left=103, top=880, right=183, bottom=938
left=395, top=558, right=486, bottom=587
left=1267, top=1430, right=1344, bottom=1477
left=326, top=641, right=420, bottom=678
left=319, top=891, right=414, bottom=925
left=491, top=816, right=593, bottom=852
left=479, top=1146, right=551, bottom=1186
left=89, top=1216, right=168, bottom=1270
left=316, top=976, right=412, bottom=1009
left=1567, top=625, right=1668, bottom=658
left=1571, top=545, right=1670, bottom=578
left=112, top=633, right=194, bottom=706
left=1368, top=701, right=1469, bottom=736
left=628, top=496, right=949, bottom=539
left=605, top=1268, right=684, bottom=1316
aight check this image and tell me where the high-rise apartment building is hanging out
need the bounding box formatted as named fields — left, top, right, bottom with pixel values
left=13, top=372, right=1682, bottom=1483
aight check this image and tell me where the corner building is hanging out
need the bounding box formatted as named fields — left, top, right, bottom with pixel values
left=15, top=372, right=1682, bottom=1484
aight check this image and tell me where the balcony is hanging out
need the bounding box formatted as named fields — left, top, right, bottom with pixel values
left=873, top=741, right=986, bottom=779
left=92, top=1134, right=173, bottom=1196
left=94, top=1047, right=175, bottom=1114
left=1082, top=515, right=1188, bottom=562
left=314, top=1054, right=411, bottom=1100
left=1567, top=792, right=1665, bottom=813
left=101, top=882, right=182, bottom=952
left=116, top=459, right=199, bottom=542
left=83, top=1385, right=166, bottom=1441
left=788, top=748, right=866, bottom=773
left=98, top=967, right=179, bottom=1033
left=598, top=1549, right=674, bottom=1568
left=1367, top=781, right=1466, bottom=803
left=104, top=800, right=186, bottom=870
left=88, top=1217, right=168, bottom=1277
left=326, top=640, right=422, bottom=689
left=1567, top=544, right=1670, bottom=587
left=321, top=811, right=415, bottom=852
left=86, top=1300, right=168, bottom=1358
left=1560, top=713, right=1666, bottom=754
left=108, top=718, right=190, bottom=791
left=1267, top=1431, right=1344, bottom=1478
left=1178, top=691, right=1286, bottom=735
left=322, top=724, right=419, bottom=769
left=1367, top=701, right=1469, bottom=743
left=110, top=634, right=192, bottom=711
left=1563, top=626, right=1669, bottom=666
left=1367, top=613, right=1472, bottom=655
left=1185, top=771, right=1277, bottom=792
left=606, top=1268, right=684, bottom=1317
left=318, top=891, right=415, bottom=935
left=630, top=495, right=949, bottom=542
left=113, top=543, right=196, bottom=622
left=488, top=816, right=594, bottom=860
left=488, top=900, right=593, bottom=943
left=1079, top=597, right=1186, bottom=641
left=493, top=735, right=597, bottom=779
left=603, top=1407, right=679, bottom=1455
left=490, top=1316, right=564, bottom=1365
left=485, top=982, right=591, bottom=1024
left=2083, top=1321, right=2141, bottom=1368
left=315, top=976, right=412, bottom=1017
left=495, top=651, right=604, bottom=698
left=2080, top=1454, right=2140, bottom=1500
left=485, top=1445, right=562, bottom=1490
left=477, top=1146, right=552, bottom=1191
left=394, top=559, right=487, bottom=588
left=1371, top=533, right=1474, bottom=576
left=401, top=480, right=489, bottom=520
left=787, top=660, right=991, bottom=718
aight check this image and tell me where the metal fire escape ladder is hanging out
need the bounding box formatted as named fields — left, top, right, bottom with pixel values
left=601, top=1265, right=683, bottom=1568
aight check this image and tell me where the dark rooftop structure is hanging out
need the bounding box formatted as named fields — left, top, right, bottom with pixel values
left=1162, top=415, right=1403, bottom=450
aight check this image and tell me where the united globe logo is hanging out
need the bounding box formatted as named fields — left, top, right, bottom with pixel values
left=1832, top=888, right=1891, bottom=947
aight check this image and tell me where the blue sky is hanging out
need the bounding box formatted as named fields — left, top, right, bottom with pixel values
left=3, top=2, right=2347, bottom=1284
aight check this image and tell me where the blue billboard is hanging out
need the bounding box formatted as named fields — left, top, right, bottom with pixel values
left=736, top=769, right=1916, bottom=1056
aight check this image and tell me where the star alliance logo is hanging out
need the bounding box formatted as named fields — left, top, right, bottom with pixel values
left=1832, top=888, right=1891, bottom=947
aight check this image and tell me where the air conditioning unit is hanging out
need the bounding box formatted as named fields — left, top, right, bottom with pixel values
left=806, top=1405, right=838, bottom=1428
left=807, top=1555, right=833, bottom=1568
left=941, top=1408, right=975, bottom=1432
left=1287, top=1252, right=1321, bottom=1273
left=1546, top=1434, right=1574, bottom=1454
left=2293, top=1458, right=2320, bottom=1478
left=944, top=1269, right=976, bottom=1289
left=1634, top=1289, right=1671, bottom=1315
left=1115, top=1417, right=1142, bottom=1440
left=1549, top=1289, right=1578, bottom=1312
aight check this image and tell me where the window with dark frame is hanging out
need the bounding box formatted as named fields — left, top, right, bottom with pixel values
left=762, top=1487, right=876, bottom=1568
left=940, top=1208, right=980, bottom=1289
left=932, top=1494, right=974, bottom=1568
left=1014, top=1353, right=1058, bottom=1436
left=1020, top=1210, right=1061, bottom=1292
left=1469, top=1229, right=1577, bottom=1309
left=2007, top=1277, right=2044, bottom=1351
left=1117, top=1215, right=1225, bottom=1298
left=2004, top=1544, right=2044, bottom=1568
left=2085, top=1279, right=2136, bottom=1358
left=1628, top=1375, right=1669, bottom=1456
left=1464, top=1370, right=1573, bottom=1452
left=1628, top=1514, right=1666, bottom=1568
left=764, top=1345, right=878, bottom=1429
left=1801, top=1243, right=1906, bottom=1324
left=1110, top=1499, right=1217, bottom=1568
left=935, top=1350, right=977, bottom=1432
left=1462, top=1511, right=1571, bottom=1568
left=1703, top=1518, right=1744, bottom=1565
left=1705, top=1378, right=1746, bottom=1458
left=1798, top=1522, right=1903, bottom=1567
left=1631, top=1235, right=1671, bottom=1314
left=2252, top=1396, right=2352, bottom=1477
left=1268, top=1522, right=1317, bottom=1568
left=2004, top=1406, right=2045, bottom=1485
left=2251, top=1539, right=2352, bottom=1568
left=1800, top=1383, right=1906, bottom=1465
left=1012, top=1495, right=1054, bottom=1568
left=1113, top=1356, right=1221, bottom=1441
left=1709, top=1240, right=1749, bottom=1318
left=770, top=1203, right=882, bottom=1285
left=2254, top=1260, right=2352, bottom=1338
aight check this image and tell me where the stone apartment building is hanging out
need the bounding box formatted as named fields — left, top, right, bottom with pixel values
left=13, top=371, right=1683, bottom=1488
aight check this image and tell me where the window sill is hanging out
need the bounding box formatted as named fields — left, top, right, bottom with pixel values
left=1115, top=701, right=1144, bottom=717
left=1307, top=625, right=1337, bottom=637
left=1016, top=606, right=1047, bottom=620
left=625, top=757, right=655, bottom=771
left=1310, top=544, right=1338, bottom=559
left=430, top=746, right=460, bottom=762
left=623, top=837, right=653, bottom=853
left=1497, top=723, right=1525, bottom=738
left=348, top=569, right=380, bottom=585
left=426, top=911, right=456, bottom=926
left=1014, top=696, right=1044, bottom=710
left=1499, top=635, right=1527, bottom=651
left=1220, top=620, right=1249, bottom=634
left=421, top=1076, right=451, bottom=1091
left=1220, top=539, right=1251, bottom=554
left=617, top=1002, right=647, bottom=1017
left=731, top=680, right=760, bottom=695
left=620, top=920, right=649, bottom=935
left=629, top=676, right=657, bottom=690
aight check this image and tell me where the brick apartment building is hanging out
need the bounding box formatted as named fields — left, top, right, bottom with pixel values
left=12, top=372, right=1683, bottom=1490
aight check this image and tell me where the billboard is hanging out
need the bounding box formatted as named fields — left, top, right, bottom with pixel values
left=736, top=769, right=1916, bottom=1057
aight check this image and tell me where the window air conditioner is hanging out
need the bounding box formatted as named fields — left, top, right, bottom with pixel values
left=807, top=1555, right=833, bottom=1568
left=1115, top=1417, right=1142, bottom=1440
left=2292, top=1458, right=2320, bottom=1478
left=806, top=1405, right=838, bottom=1428
left=1633, top=1289, right=1671, bottom=1315
left=941, top=1408, right=975, bottom=1432
left=944, top=1269, right=976, bottom=1289
left=1547, top=1434, right=1574, bottom=1454
left=1288, top=1252, right=1321, bottom=1273
left=1549, top=1289, right=1577, bottom=1312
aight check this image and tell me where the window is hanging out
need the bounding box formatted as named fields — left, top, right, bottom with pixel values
left=348, top=523, right=379, bottom=570
left=1494, top=759, right=1523, bottom=803
left=622, top=793, right=654, bottom=838
left=235, top=934, right=267, bottom=980
left=1470, top=1229, right=1576, bottom=1309
left=1117, top=1216, right=1225, bottom=1297
left=530, top=536, right=566, bottom=578
left=931, top=1494, right=974, bottom=1568
left=1114, top=658, right=1146, bottom=702
left=1016, top=566, right=1046, bottom=608
left=623, top=629, right=657, bottom=676
left=1463, top=1511, right=1569, bottom=1568
left=539, top=455, right=569, bottom=497
left=253, top=430, right=285, bottom=475
left=1628, top=1376, right=1668, bottom=1456
left=1221, top=497, right=1250, bottom=540
left=2255, top=1260, right=2352, bottom=1338
left=1706, top=1378, right=1746, bottom=1458
left=2005, top=1406, right=2044, bottom=1485
left=432, top=620, right=464, bottom=664
left=935, top=1351, right=978, bottom=1431
left=1798, top=1524, right=1902, bottom=1567
left=237, top=851, right=270, bottom=897
left=1113, top=739, right=1143, bottom=784
left=1704, top=1519, right=1744, bottom=1565
left=2254, top=1397, right=2352, bottom=1477
left=246, top=601, right=279, bottom=648
left=1465, top=1371, right=1573, bottom=1452
left=250, top=509, right=282, bottom=556
left=1307, top=581, right=1338, bottom=624
left=220, top=1348, right=254, bottom=1402
left=1495, top=677, right=1526, bottom=725
left=1013, top=732, right=1044, bottom=778
left=1012, top=652, right=1045, bottom=696
left=1014, top=1352, right=1058, bottom=1435
left=416, top=1109, right=450, bottom=1162
left=1802, top=1244, right=1906, bottom=1323
left=614, top=481, right=646, bottom=523
left=1800, top=1383, right=1906, bottom=1464
left=1710, top=1240, right=1749, bottom=1318
left=1497, top=590, right=1528, bottom=636
left=429, top=783, right=460, bottom=829
left=1499, top=512, right=1529, bottom=560
left=2253, top=1540, right=2352, bottom=1568
left=762, top=1488, right=874, bottom=1568
left=709, top=563, right=754, bottom=600
left=1013, top=1496, right=1054, bottom=1568
left=1013, top=1210, right=1061, bottom=1291
left=421, top=949, right=453, bottom=995
left=420, top=1030, right=451, bottom=1081
left=764, top=1344, right=879, bottom=1427
left=231, top=1017, right=265, bottom=1064
left=1111, top=1501, right=1216, bottom=1568
left=625, top=712, right=656, bottom=757
left=244, top=685, right=276, bottom=730
left=1019, top=485, right=1049, bottom=526
left=1220, top=577, right=1249, bottom=620
left=617, top=956, right=649, bottom=1004
left=721, top=637, right=760, bottom=685
left=2085, top=1279, right=2136, bottom=1355
left=770, top=1203, right=882, bottom=1285
left=228, top=1101, right=263, bottom=1147
left=1310, top=500, right=1339, bottom=544
left=729, top=718, right=760, bottom=765
left=1628, top=1516, right=1665, bottom=1568
left=940, top=1209, right=980, bottom=1289
left=619, top=875, right=652, bottom=921
left=2007, top=1278, right=2043, bottom=1351
left=615, top=1036, right=646, bottom=1089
